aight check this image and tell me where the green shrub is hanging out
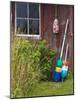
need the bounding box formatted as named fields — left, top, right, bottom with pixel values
left=11, top=39, right=40, bottom=97
left=38, top=40, right=56, bottom=80
left=11, top=38, right=56, bottom=97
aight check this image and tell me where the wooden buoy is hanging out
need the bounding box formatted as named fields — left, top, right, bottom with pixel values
left=53, top=18, right=59, bottom=34
left=54, top=71, right=61, bottom=82
left=63, top=60, right=70, bottom=66
left=56, top=67, right=62, bottom=72
left=56, top=58, right=63, bottom=68
left=61, top=44, right=69, bottom=81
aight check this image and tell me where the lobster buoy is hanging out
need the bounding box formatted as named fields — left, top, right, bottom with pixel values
left=54, top=58, right=63, bottom=82
left=54, top=65, right=62, bottom=82
left=61, top=44, right=69, bottom=82
left=53, top=18, right=59, bottom=34
left=56, top=67, right=62, bottom=72
left=63, top=60, right=70, bottom=66
left=61, top=65, right=68, bottom=81
left=54, top=71, right=61, bottom=82
left=56, top=58, right=63, bottom=68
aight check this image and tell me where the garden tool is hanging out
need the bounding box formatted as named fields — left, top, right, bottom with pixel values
left=54, top=19, right=69, bottom=82
left=61, top=43, right=69, bottom=81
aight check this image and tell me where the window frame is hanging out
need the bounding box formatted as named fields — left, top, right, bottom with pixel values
left=15, top=2, right=41, bottom=39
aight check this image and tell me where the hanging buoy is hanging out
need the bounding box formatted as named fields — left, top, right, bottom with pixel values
left=53, top=18, right=59, bottom=34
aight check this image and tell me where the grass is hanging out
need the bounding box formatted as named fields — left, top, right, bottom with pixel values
left=25, top=75, right=74, bottom=97
left=11, top=37, right=74, bottom=98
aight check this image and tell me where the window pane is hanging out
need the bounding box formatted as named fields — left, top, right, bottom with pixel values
left=16, top=2, right=27, bottom=18
left=29, top=20, right=39, bottom=35
left=16, top=19, right=27, bottom=34
left=29, top=3, right=39, bottom=18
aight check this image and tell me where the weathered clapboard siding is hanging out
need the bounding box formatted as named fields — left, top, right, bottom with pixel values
left=41, top=4, right=55, bottom=47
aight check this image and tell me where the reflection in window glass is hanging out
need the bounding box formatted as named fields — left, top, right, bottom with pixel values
left=17, top=19, right=27, bottom=34
left=29, top=20, right=39, bottom=35
left=16, top=2, right=40, bottom=35
left=29, top=3, right=39, bottom=18
left=16, top=2, right=27, bottom=18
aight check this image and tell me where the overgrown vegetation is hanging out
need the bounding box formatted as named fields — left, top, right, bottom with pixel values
left=11, top=37, right=56, bottom=98
left=27, top=73, right=73, bottom=97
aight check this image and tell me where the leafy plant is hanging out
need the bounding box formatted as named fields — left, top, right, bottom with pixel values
left=11, top=37, right=56, bottom=98
left=38, top=40, right=56, bottom=80
left=11, top=38, right=40, bottom=98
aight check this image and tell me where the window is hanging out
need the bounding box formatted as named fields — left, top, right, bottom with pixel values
left=15, top=2, right=40, bottom=37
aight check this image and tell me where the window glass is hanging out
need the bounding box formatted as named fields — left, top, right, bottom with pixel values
left=16, top=2, right=40, bottom=35
left=16, top=2, right=27, bottom=18
left=17, top=19, right=27, bottom=34
left=29, top=3, right=39, bottom=18
left=29, top=20, right=39, bottom=35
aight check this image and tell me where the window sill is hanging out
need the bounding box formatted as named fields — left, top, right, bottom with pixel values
left=15, top=34, right=41, bottom=40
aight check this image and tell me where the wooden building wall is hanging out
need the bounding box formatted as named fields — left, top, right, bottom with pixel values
left=11, top=2, right=15, bottom=32
left=41, top=4, right=74, bottom=71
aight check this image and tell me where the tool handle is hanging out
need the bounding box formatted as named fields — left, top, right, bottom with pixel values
left=65, top=43, right=69, bottom=61
left=60, top=19, right=69, bottom=58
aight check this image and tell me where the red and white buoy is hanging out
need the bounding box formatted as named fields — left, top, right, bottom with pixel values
left=61, top=43, right=69, bottom=81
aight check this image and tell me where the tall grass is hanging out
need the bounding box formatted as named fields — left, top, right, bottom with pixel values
left=11, top=37, right=56, bottom=98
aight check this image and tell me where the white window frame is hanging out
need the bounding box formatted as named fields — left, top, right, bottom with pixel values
left=15, top=2, right=41, bottom=39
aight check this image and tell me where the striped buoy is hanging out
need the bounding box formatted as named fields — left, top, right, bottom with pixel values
left=54, top=71, right=61, bottom=82
left=56, top=67, right=62, bottom=72
left=61, top=65, right=68, bottom=81
left=61, top=44, right=69, bottom=81
left=56, top=58, right=63, bottom=68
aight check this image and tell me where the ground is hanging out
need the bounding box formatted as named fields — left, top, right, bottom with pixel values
left=26, top=76, right=73, bottom=97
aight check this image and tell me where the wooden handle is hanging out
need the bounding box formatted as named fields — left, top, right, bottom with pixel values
left=60, top=19, right=69, bottom=58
